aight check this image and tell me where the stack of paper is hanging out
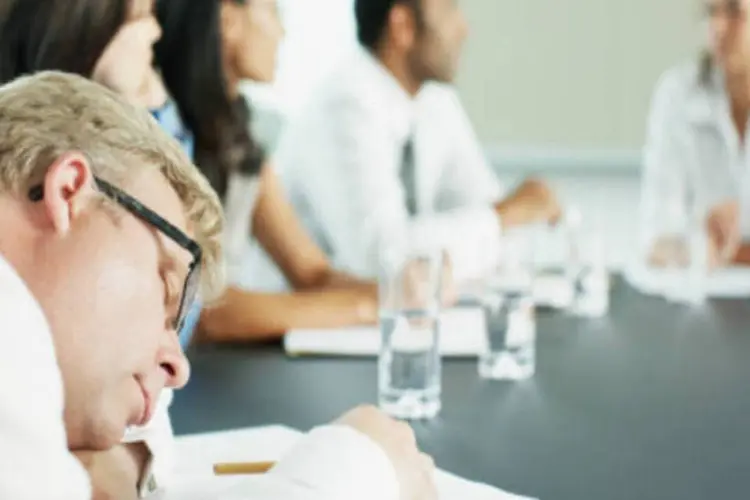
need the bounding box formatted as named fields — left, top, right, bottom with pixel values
left=165, top=426, right=536, bottom=500
left=625, top=265, right=750, bottom=299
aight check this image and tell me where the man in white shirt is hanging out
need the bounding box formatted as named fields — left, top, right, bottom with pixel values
left=0, top=72, right=436, bottom=500
left=246, top=0, right=560, bottom=288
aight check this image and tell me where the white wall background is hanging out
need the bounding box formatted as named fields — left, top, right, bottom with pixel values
left=249, top=0, right=704, bottom=158
left=456, top=0, right=703, bottom=153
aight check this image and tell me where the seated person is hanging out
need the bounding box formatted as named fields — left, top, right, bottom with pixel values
left=642, top=0, right=750, bottom=268
left=245, top=0, right=561, bottom=290
left=0, top=71, right=436, bottom=500
left=155, top=0, right=380, bottom=342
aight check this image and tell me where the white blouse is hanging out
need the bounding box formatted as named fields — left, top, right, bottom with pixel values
left=641, top=59, right=750, bottom=250
left=223, top=172, right=261, bottom=282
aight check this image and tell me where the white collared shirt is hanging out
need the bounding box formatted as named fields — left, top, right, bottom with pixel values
left=0, top=254, right=92, bottom=499
left=241, top=46, right=503, bottom=289
left=641, top=59, right=750, bottom=250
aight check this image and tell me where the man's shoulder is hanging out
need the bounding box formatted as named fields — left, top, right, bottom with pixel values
left=417, top=83, right=465, bottom=116
left=309, top=52, right=398, bottom=117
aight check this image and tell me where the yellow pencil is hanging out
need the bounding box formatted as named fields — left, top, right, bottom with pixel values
left=213, top=461, right=276, bottom=475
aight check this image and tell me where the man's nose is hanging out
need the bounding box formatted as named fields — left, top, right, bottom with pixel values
left=158, top=330, right=191, bottom=390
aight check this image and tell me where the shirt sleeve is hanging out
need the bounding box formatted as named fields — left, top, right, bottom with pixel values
left=640, top=68, right=694, bottom=256
left=417, top=85, right=504, bottom=280
left=0, top=258, right=92, bottom=500
left=220, top=425, right=400, bottom=500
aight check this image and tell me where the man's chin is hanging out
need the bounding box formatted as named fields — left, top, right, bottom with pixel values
left=69, top=419, right=129, bottom=452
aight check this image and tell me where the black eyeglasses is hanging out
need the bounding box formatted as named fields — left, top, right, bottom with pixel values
left=28, top=177, right=202, bottom=332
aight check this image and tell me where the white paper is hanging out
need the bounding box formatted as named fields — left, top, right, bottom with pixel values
left=285, top=307, right=487, bottom=357
left=165, top=426, right=535, bottom=500
left=625, top=265, right=750, bottom=298
left=458, top=274, right=575, bottom=310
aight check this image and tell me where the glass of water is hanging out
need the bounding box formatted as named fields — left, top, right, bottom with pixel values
left=479, top=229, right=536, bottom=380
left=567, top=224, right=610, bottom=318
left=378, top=240, right=443, bottom=419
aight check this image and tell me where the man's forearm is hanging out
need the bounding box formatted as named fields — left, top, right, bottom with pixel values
left=320, top=270, right=375, bottom=291
left=732, top=242, right=750, bottom=265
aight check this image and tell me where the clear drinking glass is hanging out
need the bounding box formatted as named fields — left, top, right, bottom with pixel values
left=646, top=192, right=708, bottom=305
left=479, top=229, right=536, bottom=380
left=566, top=218, right=610, bottom=317
left=378, top=240, right=443, bottom=419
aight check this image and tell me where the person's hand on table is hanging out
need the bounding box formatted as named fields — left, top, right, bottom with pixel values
left=647, top=200, right=740, bottom=270
left=401, top=251, right=457, bottom=310
left=494, top=178, right=562, bottom=228
left=706, top=200, right=740, bottom=267
left=72, top=443, right=149, bottom=500
left=337, top=406, right=438, bottom=500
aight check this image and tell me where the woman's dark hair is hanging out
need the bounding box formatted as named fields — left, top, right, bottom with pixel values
left=155, top=0, right=264, bottom=201
left=0, top=0, right=127, bottom=84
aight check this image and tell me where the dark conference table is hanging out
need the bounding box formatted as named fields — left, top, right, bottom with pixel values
left=171, top=279, right=750, bottom=500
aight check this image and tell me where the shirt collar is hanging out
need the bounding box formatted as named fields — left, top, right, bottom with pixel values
left=685, top=64, right=726, bottom=126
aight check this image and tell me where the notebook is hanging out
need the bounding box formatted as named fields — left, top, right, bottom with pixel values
left=165, top=425, right=536, bottom=500
left=284, top=307, right=487, bottom=357
left=284, top=273, right=576, bottom=358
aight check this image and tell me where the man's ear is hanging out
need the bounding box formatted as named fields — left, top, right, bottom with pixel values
left=41, top=152, right=97, bottom=236
left=389, top=4, right=418, bottom=50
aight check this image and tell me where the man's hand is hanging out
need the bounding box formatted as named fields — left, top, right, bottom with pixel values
left=707, top=201, right=740, bottom=266
left=337, top=406, right=437, bottom=500
left=72, top=443, right=149, bottom=500
left=494, top=179, right=561, bottom=228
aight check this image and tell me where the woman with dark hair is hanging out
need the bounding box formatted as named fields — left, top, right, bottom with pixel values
left=0, top=0, right=166, bottom=108
left=155, top=0, right=380, bottom=342
left=641, top=0, right=750, bottom=267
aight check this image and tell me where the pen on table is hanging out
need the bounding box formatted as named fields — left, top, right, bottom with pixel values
left=213, top=461, right=276, bottom=475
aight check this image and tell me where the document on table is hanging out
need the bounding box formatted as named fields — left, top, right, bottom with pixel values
left=163, top=426, right=536, bottom=500
left=625, top=265, right=750, bottom=298
left=284, top=307, right=487, bottom=357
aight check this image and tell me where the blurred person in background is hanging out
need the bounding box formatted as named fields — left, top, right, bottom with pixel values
left=642, top=0, right=750, bottom=268
left=155, top=0, right=384, bottom=343
left=243, top=0, right=561, bottom=289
